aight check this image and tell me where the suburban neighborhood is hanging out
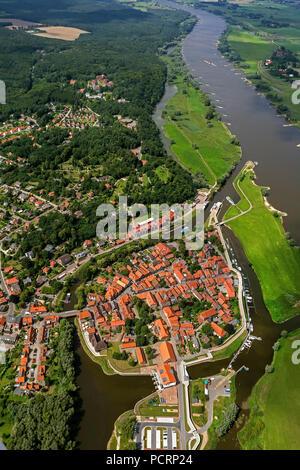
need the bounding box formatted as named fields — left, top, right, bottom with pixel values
left=0, top=208, right=248, bottom=450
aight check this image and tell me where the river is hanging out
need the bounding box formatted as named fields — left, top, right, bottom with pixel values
left=76, top=1, right=300, bottom=450
left=159, top=0, right=300, bottom=244
left=75, top=336, right=153, bottom=450
left=155, top=0, right=300, bottom=449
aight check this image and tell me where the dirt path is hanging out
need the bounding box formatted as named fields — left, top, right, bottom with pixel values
left=200, top=431, right=208, bottom=450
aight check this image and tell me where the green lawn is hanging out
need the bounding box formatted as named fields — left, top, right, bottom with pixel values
left=212, top=330, right=247, bottom=360
left=238, top=329, right=300, bottom=449
left=224, top=163, right=300, bottom=322
left=189, top=378, right=207, bottom=428
left=155, top=164, right=171, bottom=183
left=107, top=342, right=141, bottom=374
left=138, top=404, right=178, bottom=417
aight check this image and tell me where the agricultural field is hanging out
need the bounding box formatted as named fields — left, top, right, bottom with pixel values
left=27, top=26, right=89, bottom=41
left=224, top=163, right=300, bottom=322
left=238, top=329, right=300, bottom=450
left=225, top=26, right=300, bottom=124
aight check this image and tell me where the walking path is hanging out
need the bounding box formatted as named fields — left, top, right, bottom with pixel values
left=219, top=161, right=253, bottom=226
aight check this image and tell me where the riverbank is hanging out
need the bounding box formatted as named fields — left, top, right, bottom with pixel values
left=220, top=26, right=300, bottom=127
left=74, top=318, right=115, bottom=375
left=223, top=162, right=300, bottom=323
left=200, top=0, right=300, bottom=127
left=238, top=329, right=300, bottom=449
left=160, top=47, right=241, bottom=187
left=107, top=410, right=136, bottom=451
left=204, top=375, right=238, bottom=450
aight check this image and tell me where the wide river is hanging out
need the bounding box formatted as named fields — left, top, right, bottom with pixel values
left=76, top=1, right=300, bottom=449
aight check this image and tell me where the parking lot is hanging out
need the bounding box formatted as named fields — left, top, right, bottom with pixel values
left=142, top=425, right=179, bottom=450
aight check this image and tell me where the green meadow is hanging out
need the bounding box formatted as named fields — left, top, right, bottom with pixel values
left=224, top=163, right=300, bottom=322
left=239, top=329, right=300, bottom=449
left=226, top=27, right=275, bottom=75
left=226, top=26, right=300, bottom=124
left=162, top=54, right=241, bottom=186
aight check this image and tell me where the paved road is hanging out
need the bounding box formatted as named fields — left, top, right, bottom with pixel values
left=218, top=162, right=253, bottom=226
left=196, top=373, right=234, bottom=435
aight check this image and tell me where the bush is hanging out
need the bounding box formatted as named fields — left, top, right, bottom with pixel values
left=112, top=351, right=128, bottom=361
left=214, top=403, right=239, bottom=437
left=265, top=364, right=274, bottom=374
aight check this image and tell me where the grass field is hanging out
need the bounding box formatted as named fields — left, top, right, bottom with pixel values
left=238, top=329, right=300, bottom=449
left=212, top=330, right=247, bottom=360
left=206, top=0, right=300, bottom=125
left=223, top=163, right=300, bottom=322
left=137, top=399, right=179, bottom=417
left=226, top=27, right=275, bottom=75
left=107, top=342, right=141, bottom=374
left=226, top=26, right=300, bottom=124
left=189, top=378, right=207, bottom=428
left=162, top=53, right=241, bottom=186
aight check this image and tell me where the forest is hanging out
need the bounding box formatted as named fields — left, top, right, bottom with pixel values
left=0, top=0, right=198, bottom=213
left=1, top=319, right=78, bottom=450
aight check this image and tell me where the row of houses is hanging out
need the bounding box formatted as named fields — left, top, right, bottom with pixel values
left=15, top=315, right=59, bottom=394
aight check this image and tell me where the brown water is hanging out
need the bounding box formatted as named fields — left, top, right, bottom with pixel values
left=160, top=0, right=300, bottom=243
left=157, top=0, right=300, bottom=449
left=76, top=338, right=153, bottom=450
left=76, top=1, right=300, bottom=450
